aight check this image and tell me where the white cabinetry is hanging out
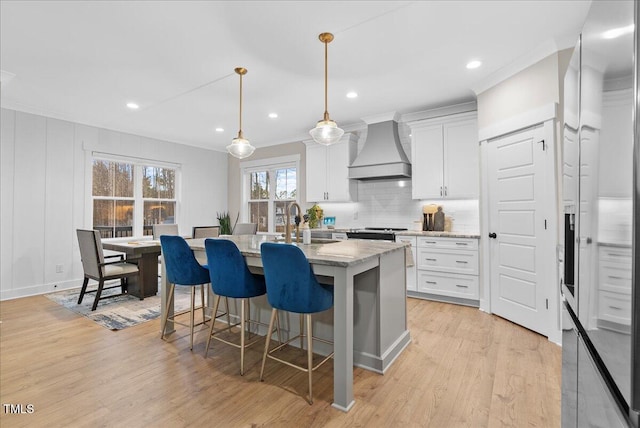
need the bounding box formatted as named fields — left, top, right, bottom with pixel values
left=306, top=133, right=358, bottom=202
left=409, top=112, right=479, bottom=199
left=597, top=246, right=631, bottom=329
left=396, top=235, right=417, bottom=291
left=413, top=236, right=479, bottom=305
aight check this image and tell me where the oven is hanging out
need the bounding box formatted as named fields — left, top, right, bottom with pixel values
left=345, top=227, right=408, bottom=242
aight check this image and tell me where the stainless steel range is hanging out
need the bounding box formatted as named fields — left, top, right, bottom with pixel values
left=345, top=227, right=408, bottom=242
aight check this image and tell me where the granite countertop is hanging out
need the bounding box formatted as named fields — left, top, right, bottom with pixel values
left=311, top=228, right=480, bottom=239
left=597, top=241, right=632, bottom=249
left=188, top=235, right=406, bottom=268
left=394, top=231, right=481, bottom=239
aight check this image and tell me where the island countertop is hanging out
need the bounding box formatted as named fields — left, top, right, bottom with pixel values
left=188, top=234, right=407, bottom=268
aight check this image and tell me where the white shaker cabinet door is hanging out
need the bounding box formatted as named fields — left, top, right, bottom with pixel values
left=443, top=118, right=479, bottom=199
left=306, top=143, right=328, bottom=202
left=326, top=139, right=355, bottom=202
left=411, top=124, right=443, bottom=199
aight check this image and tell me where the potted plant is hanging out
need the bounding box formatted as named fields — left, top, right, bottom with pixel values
left=217, top=211, right=239, bottom=235
left=305, top=204, right=323, bottom=228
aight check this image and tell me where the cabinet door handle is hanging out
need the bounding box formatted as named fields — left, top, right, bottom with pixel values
left=455, top=284, right=469, bottom=288
left=444, top=186, right=448, bottom=196
left=609, top=305, right=622, bottom=310
left=455, top=260, right=468, bottom=264
left=440, top=186, right=443, bottom=196
left=425, top=241, right=437, bottom=244
left=426, top=281, right=437, bottom=285
left=608, top=253, right=626, bottom=257
left=608, top=275, right=626, bottom=280
left=425, top=258, right=437, bottom=261
left=455, top=242, right=468, bottom=246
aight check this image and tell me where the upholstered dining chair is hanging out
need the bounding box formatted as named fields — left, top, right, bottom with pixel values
left=160, top=235, right=209, bottom=350
left=259, top=242, right=334, bottom=404
left=232, top=223, right=258, bottom=235
left=192, top=226, right=220, bottom=239
left=204, top=238, right=271, bottom=375
left=76, top=229, right=139, bottom=311
left=153, top=223, right=179, bottom=240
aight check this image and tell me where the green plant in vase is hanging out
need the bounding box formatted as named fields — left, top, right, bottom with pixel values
left=216, top=211, right=239, bottom=235
left=305, top=204, right=323, bottom=228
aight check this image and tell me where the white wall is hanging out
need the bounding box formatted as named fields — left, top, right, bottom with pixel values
left=0, top=108, right=228, bottom=300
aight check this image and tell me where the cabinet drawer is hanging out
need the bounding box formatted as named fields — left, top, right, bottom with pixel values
left=396, top=235, right=417, bottom=246
left=599, top=264, right=632, bottom=295
left=417, top=248, right=478, bottom=275
left=598, top=291, right=631, bottom=326
left=417, top=271, right=479, bottom=299
left=417, top=237, right=478, bottom=250
left=598, top=246, right=632, bottom=265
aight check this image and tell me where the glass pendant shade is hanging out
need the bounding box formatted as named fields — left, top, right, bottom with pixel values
left=309, top=119, right=344, bottom=146
left=226, top=135, right=255, bottom=159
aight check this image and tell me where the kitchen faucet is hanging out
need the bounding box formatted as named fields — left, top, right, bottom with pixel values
left=285, top=202, right=302, bottom=244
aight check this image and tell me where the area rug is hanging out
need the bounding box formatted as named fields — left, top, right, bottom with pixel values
left=44, top=283, right=193, bottom=331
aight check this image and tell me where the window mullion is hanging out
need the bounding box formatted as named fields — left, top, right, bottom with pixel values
left=133, top=164, right=144, bottom=236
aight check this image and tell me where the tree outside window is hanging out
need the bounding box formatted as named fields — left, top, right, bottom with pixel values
left=92, top=159, right=178, bottom=237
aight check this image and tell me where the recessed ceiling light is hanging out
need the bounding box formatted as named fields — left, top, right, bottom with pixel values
left=602, top=24, right=634, bottom=39
left=346, top=91, right=358, bottom=99
left=268, top=113, right=278, bottom=119
left=126, top=102, right=139, bottom=110
left=466, top=60, right=482, bottom=70
left=215, top=127, right=224, bottom=133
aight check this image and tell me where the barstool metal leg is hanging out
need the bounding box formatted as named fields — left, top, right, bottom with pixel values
left=307, top=313, right=313, bottom=405
left=161, top=283, right=176, bottom=339
left=190, top=286, right=196, bottom=350
left=240, top=298, right=246, bottom=375
left=260, top=308, right=278, bottom=381
left=205, top=295, right=222, bottom=357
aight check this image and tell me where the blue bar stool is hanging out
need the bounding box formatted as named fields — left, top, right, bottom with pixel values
left=204, top=238, right=270, bottom=375
left=259, top=242, right=334, bottom=404
left=160, top=235, right=210, bottom=350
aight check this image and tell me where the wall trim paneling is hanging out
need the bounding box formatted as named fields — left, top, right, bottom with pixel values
left=0, top=107, right=227, bottom=300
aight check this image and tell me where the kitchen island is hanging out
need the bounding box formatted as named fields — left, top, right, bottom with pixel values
left=161, top=235, right=410, bottom=412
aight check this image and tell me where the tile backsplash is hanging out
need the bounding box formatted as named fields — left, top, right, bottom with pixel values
left=318, top=179, right=480, bottom=233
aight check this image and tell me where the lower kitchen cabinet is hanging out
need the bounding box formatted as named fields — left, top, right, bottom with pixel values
left=597, top=245, right=632, bottom=331
left=408, top=236, right=480, bottom=306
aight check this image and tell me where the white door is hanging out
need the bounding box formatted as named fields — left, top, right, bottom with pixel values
left=488, top=125, right=549, bottom=336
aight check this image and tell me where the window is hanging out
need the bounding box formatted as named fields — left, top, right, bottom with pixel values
left=243, top=156, right=299, bottom=234
left=92, top=157, right=178, bottom=238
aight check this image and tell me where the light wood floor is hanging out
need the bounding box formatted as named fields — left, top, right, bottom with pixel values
left=0, top=295, right=561, bottom=427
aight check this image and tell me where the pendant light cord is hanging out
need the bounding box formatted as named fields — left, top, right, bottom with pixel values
left=324, top=38, right=329, bottom=120
left=238, top=72, right=243, bottom=137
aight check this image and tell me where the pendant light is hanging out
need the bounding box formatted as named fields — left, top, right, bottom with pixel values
left=226, top=67, right=255, bottom=159
left=309, top=32, right=344, bottom=146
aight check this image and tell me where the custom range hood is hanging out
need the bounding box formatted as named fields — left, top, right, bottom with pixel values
left=348, top=112, right=411, bottom=180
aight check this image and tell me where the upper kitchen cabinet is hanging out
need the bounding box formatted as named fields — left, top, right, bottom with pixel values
left=305, top=133, right=358, bottom=202
left=409, top=112, right=479, bottom=200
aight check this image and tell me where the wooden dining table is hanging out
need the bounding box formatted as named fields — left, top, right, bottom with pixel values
left=101, top=239, right=162, bottom=298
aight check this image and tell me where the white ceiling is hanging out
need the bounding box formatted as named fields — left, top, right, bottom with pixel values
left=0, top=1, right=592, bottom=153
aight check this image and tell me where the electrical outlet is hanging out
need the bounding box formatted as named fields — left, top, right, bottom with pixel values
left=55, top=264, right=63, bottom=273
left=353, top=211, right=358, bottom=220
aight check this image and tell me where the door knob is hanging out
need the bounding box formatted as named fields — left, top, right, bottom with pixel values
left=489, top=232, right=497, bottom=239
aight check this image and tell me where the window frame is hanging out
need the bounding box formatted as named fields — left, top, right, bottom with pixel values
left=88, top=152, right=181, bottom=238
left=240, top=155, right=300, bottom=234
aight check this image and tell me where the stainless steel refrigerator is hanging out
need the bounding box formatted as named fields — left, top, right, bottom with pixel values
left=561, top=1, right=638, bottom=427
